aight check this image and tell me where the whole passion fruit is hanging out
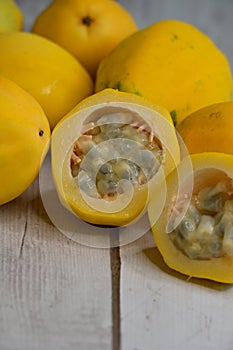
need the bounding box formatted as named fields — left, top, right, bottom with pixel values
left=0, top=76, right=50, bottom=205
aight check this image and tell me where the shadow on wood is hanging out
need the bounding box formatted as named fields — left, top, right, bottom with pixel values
left=143, top=247, right=232, bottom=292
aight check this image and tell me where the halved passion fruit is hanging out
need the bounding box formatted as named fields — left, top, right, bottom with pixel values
left=148, top=152, right=233, bottom=283
left=51, top=88, right=180, bottom=226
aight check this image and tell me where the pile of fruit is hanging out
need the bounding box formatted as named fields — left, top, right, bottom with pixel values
left=1, top=0, right=233, bottom=283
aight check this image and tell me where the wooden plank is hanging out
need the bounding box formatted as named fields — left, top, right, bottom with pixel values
left=120, top=230, right=233, bottom=350
left=0, top=155, right=112, bottom=350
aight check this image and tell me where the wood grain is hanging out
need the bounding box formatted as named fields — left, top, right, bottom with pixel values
left=0, top=180, right=112, bottom=350
left=120, top=231, right=233, bottom=350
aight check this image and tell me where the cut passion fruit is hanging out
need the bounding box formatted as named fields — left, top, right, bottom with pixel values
left=51, top=89, right=180, bottom=226
left=149, top=152, right=233, bottom=283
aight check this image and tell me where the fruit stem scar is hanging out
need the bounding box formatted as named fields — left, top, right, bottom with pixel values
left=82, top=16, right=94, bottom=26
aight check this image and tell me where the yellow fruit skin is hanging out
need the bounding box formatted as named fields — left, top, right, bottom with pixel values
left=148, top=152, right=233, bottom=283
left=177, top=101, right=233, bottom=154
left=0, top=31, right=93, bottom=129
left=52, top=88, right=180, bottom=226
left=0, top=76, right=50, bottom=205
left=0, top=0, right=23, bottom=32
left=31, top=0, right=138, bottom=78
left=95, top=19, right=233, bottom=125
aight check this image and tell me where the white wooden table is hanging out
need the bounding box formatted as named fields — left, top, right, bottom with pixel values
left=1, top=1, right=233, bottom=349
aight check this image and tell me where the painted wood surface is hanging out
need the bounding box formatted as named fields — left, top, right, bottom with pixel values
left=1, top=1, right=233, bottom=349
left=120, top=232, right=233, bottom=350
left=0, top=170, right=112, bottom=350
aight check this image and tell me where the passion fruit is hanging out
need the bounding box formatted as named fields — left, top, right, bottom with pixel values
left=148, top=152, right=233, bottom=283
left=0, top=76, right=50, bottom=205
left=95, top=19, right=233, bottom=125
left=0, top=31, right=93, bottom=129
left=177, top=101, right=233, bottom=154
left=51, top=88, right=180, bottom=226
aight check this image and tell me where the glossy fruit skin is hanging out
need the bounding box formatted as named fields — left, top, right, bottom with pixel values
left=177, top=101, right=233, bottom=154
left=148, top=152, right=233, bottom=283
left=51, top=88, right=180, bottom=226
left=31, top=0, right=138, bottom=78
left=0, top=76, right=50, bottom=205
left=95, top=19, right=233, bottom=125
left=0, top=31, right=93, bottom=129
left=0, top=0, right=23, bottom=32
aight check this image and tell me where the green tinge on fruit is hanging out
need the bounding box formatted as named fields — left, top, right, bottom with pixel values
left=0, top=0, right=23, bottom=32
left=95, top=19, right=233, bottom=125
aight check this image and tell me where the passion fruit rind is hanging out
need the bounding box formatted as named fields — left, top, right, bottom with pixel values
left=70, top=107, right=164, bottom=200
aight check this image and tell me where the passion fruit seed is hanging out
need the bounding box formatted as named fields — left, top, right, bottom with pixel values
left=70, top=111, right=163, bottom=200
left=170, top=178, right=233, bottom=260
